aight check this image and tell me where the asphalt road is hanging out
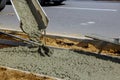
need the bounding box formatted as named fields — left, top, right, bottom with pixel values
left=0, top=1, right=120, bottom=38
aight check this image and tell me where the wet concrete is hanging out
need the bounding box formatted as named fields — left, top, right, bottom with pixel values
left=12, top=0, right=43, bottom=43
left=0, top=1, right=120, bottom=80
left=0, top=46, right=119, bottom=80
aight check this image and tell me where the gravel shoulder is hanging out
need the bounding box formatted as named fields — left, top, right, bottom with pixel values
left=0, top=46, right=119, bottom=80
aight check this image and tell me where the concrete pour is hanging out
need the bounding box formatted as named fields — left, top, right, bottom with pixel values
left=0, top=0, right=119, bottom=80
left=12, top=0, right=44, bottom=42
left=0, top=46, right=119, bottom=80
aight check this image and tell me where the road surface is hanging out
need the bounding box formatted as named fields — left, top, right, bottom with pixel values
left=0, top=1, right=120, bottom=38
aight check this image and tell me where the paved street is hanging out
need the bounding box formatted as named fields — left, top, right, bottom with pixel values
left=0, top=4, right=20, bottom=31
left=0, top=1, right=120, bottom=38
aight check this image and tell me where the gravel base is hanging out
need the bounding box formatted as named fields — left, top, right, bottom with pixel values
left=0, top=46, right=120, bottom=80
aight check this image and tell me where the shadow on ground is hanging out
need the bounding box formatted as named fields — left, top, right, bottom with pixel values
left=72, top=49, right=120, bottom=64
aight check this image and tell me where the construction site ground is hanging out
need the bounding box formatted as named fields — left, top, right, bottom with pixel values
left=0, top=30, right=119, bottom=80
left=0, top=1, right=120, bottom=79
left=0, top=30, right=120, bottom=57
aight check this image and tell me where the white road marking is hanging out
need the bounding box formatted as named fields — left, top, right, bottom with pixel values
left=87, top=21, right=95, bottom=24
left=51, top=7, right=117, bottom=12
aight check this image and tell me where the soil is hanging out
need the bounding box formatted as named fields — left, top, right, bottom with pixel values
left=0, top=67, right=54, bottom=80
left=42, top=36, right=120, bottom=56
left=0, top=30, right=120, bottom=56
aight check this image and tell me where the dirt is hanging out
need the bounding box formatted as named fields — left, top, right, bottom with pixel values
left=0, top=30, right=120, bottom=56
left=0, top=67, right=54, bottom=80
left=42, top=36, right=120, bottom=56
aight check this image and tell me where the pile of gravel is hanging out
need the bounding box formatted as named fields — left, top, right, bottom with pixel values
left=0, top=46, right=120, bottom=80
